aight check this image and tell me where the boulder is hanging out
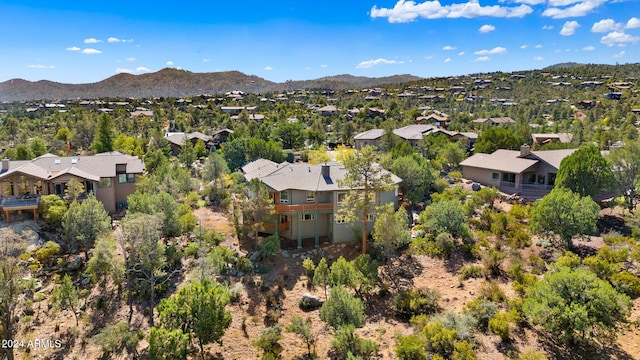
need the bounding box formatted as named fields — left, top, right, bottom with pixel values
left=300, top=293, right=324, bottom=311
left=67, top=256, right=84, bottom=271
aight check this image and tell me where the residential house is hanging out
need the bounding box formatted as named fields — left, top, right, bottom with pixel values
left=242, top=159, right=402, bottom=248
left=220, top=106, right=257, bottom=116
left=211, top=128, right=234, bottom=149
left=531, top=133, right=573, bottom=145
left=460, top=145, right=577, bottom=198
left=164, top=132, right=213, bottom=156
left=416, top=113, right=450, bottom=128
left=353, top=129, right=386, bottom=150
left=0, top=152, right=145, bottom=219
left=472, top=117, right=516, bottom=126
left=353, top=125, right=477, bottom=150
left=316, top=105, right=339, bottom=117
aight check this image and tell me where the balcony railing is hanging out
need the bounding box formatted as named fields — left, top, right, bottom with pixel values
left=275, top=202, right=333, bottom=213
left=1, top=195, right=40, bottom=209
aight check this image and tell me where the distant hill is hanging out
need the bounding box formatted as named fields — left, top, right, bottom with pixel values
left=0, top=68, right=423, bottom=101
left=543, top=62, right=586, bottom=70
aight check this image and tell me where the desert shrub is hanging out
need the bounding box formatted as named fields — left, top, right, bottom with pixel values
left=39, top=194, right=67, bottom=226
left=528, top=254, right=547, bottom=275
left=259, top=235, right=280, bottom=258
left=34, top=241, right=61, bottom=266
left=228, top=282, right=245, bottom=303
left=184, top=242, right=199, bottom=257
left=421, top=320, right=457, bottom=357
left=320, top=286, right=365, bottom=329
left=395, top=334, right=426, bottom=360
left=235, top=256, right=253, bottom=274
left=93, top=322, right=141, bottom=358
left=303, top=258, right=315, bottom=278
left=331, top=325, right=379, bottom=360
left=435, top=232, right=456, bottom=258
left=508, top=263, right=537, bottom=296
left=479, top=281, right=506, bottom=303
left=507, top=229, right=531, bottom=248
left=488, top=311, right=512, bottom=341
left=408, top=237, right=443, bottom=258
left=459, top=265, right=484, bottom=281
left=610, top=271, right=640, bottom=297
left=464, top=298, right=498, bottom=331
left=481, top=248, right=506, bottom=277
left=254, top=325, right=282, bottom=358
left=430, top=311, right=476, bottom=342
left=554, top=251, right=581, bottom=268
left=508, top=204, right=530, bottom=221
left=393, top=288, right=441, bottom=320
left=148, top=327, right=189, bottom=360
left=453, top=340, right=476, bottom=360
left=178, top=211, right=197, bottom=234
left=518, top=350, right=548, bottom=360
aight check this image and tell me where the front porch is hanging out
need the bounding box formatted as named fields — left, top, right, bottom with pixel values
left=1, top=195, right=40, bottom=222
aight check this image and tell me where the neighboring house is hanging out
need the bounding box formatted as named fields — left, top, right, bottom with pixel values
left=164, top=132, right=213, bottom=155
left=460, top=145, right=577, bottom=198
left=211, top=128, right=234, bottom=149
left=220, top=106, right=257, bottom=116
left=353, top=129, right=386, bottom=150
left=0, top=152, right=145, bottom=219
left=316, top=105, right=339, bottom=117
left=242, top=159, right=402, bottom=248
left=471, top=117, right=516, bottom=126
left=416, top=113, right=449, bottom=128
left=531, top=133, right=573, bottom=145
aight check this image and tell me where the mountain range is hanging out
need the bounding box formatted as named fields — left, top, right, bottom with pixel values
left=0, top=68, right=422, bottom=101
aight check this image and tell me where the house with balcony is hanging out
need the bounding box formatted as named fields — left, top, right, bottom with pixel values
left=459, top=145, right=577, bottom=198
left=0, top=152, right=145, bottom=220
left=242, top=159, right=402, bottom=248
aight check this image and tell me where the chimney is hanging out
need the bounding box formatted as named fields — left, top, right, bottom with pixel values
left=520, top=144, right=531, bottom=157
left=321, top=164, right=330, bottom=178
left=1, top=158, right=9, bottom=172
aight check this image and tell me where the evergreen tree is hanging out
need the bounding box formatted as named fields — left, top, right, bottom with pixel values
left=93, top=113, right=115, bottom=153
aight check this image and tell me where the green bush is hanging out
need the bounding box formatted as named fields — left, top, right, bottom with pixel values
left=331, top=325, right=379, bottom=360
left=178, top=211, right=197, bottom=234
left=395, top=334, right=426, bottom=360
left=259, top=235, right=280, bottom=258
left=320, top=286, right=365, bottom=329
left=302, top=258, right=315, bottom=279
left=435, top=232, right=456, bottom=258
left=479, top=281, right=506, bottom=303
left=93, top=322, right=141, bottom=358
left=464, top=298, right=498, bottom=331
left=430, top=311, right=476, bottom=342
left=254, top=325, right=282, bottom=358
left=34, top=241, right=61, bottom=266
left=459, top=265, right=484, bottom=281
left=518, top=350, right=548, bottom=360
left=610, top=271, right=640, bottom=297
left=408, top=237, right=443, bottom=258
left=148, top=327, right=189, bottom=360
left=508, top=204, right=529, bottom=221
left=453, top=340, right=476, bottom=360
left=488, top=312, right=511, bottom=341
left=421, top=320, right=457, bottom=357
left=393, top=288, right=441, bottom=320
left=39, top=194, right=67, bottom=226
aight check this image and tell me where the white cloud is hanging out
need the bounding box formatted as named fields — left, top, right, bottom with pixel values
left=512, top=0, right=545, bottom=4
left=479, top=24, right=495, bottom=33
left=520, top=44, right=528, bottom=49
left=81, top=48, right=102, bottom=54
left=542, top=25, right=554, bottom=30
left=474, top=56, right=490, bottom=62
left=582, top=45, right=595, bottom=50
left=66, top=46, right=81, bottom=51
left=474, top=46, right=507, bottom=55
left=535, top=44, right=543, bottom=48
left=135, top=67, right=151, bottom=73
left=126, top=57, right=136, bottom=62
left=627, top=17, right=640, bottom=29
left=425, top=55, right=434, bottom=60
left=542, top=0, right=608, bottom=19
left=264, top=66, right=273, bottom=71
left=458, top=51, right=465, bottom=56
left=591, top=18, right=621, bottom=33
left=166, top=61, right=174, bottom=66
left=370, top=0, right=532, bottom=23
left=443, top=45, right=457, bottom=50
left=534, top=56, right=544, bottom=61
left=320, top=64, right=328, bottom=68
left=444, top=58, right=451, bottom=63
left=108, top=37, right=121, bottom=43
left=601, top=31, right=640, bottom=46
left=560, top=21, right=580, bottom=36
left=613, top=50, right=626, bottom=58
left=27, top=64, right=55, bottom=69
left=202, top=58, right=211, bottom=62
left=116, top=68, right=133, bottom=74
left=84, top=38, right=102, bottom=44
left=356, top=58, right=403, bottom=68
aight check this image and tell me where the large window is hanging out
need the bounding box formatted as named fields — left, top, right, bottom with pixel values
left=306, top=191, right=315, bottom=203
left=303, top=213, right=315, bottom=222
left=502, top=172, right=516, bottom=183
left=280, top=190, right=289, bottom=204
left=119, top=174, right=136, bottom=183
left=336, top=192, right=346, bottom=206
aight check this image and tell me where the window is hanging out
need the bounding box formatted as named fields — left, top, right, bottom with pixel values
left=537, top=175, right=545, bottom=185
left=280, top=190, right=289, bottom=204
left=492, top=172, right=499, bottom=181
left=127, top=173, right=136, bottom=183
left=527, top=174, right=536, bottom=184
left=306, top=191, right=315, bottom=203
left=99, top=178, right=112, bottom=188
left=367, top=213, right=375, bottom=222
left=2, top=181, right=14, bottom=196
left=548, top=173, right=556, bottom=186
left=336, top=192, right=346, bottom=206
left=280, top=215, right=289, bottom=224
left=118, top=174, right=127, bottom=183
left=502, top=172, right=515, bottom=183
left=335, top=215, right=346, bottom=224
left=303, top=213, right=315, bottom=222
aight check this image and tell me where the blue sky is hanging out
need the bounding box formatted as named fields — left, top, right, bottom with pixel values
left=1, top=0, right=638, bottom=84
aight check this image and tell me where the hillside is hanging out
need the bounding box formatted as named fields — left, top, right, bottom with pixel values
left=0, top=69, right=422, bottom=101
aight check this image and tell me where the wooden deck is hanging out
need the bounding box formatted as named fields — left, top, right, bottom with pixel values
left=275, top=202, right=333, bottom=213
left=1, top=196, right=40, bottom=222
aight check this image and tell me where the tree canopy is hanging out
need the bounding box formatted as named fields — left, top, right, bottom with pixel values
left=556, top=145, right=613, bottom=197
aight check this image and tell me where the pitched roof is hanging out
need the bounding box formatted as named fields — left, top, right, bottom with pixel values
left=529, top=149, right=578, bottom=169
left=0, top=152, right=145, bottom=181
left=243, top=160, right=401, bottom=192
left=531, top=133, right=573, bottom=144
left=460, top=150, right=538, bottom=173
left=472, top=117, right=516, bottom=124
left=354, top=129, right=386, bottom=141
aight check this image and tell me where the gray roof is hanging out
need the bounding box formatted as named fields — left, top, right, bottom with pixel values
left=460, top=150, right=538, bottom=173
left=0, top=152, right=144, bottom=181
left=472, top=117, right=516, bottom=124
left=532, top=133, right=573, bottom=144
left=529, top=149, right=578, bottom=169
left=354, top=129, right=386, bottom=141
left=242, top=159, right=282, bottom=181
left=392, top=125, right=475, bottom=141
left=243, top=160, right=401, bottom=192
left=165, top=132, right=212, bottom=146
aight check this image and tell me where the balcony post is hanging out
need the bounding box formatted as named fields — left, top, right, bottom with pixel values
left=314, top=210, right=319, bottom=248
left=297, top=211, right=302, bottom=249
